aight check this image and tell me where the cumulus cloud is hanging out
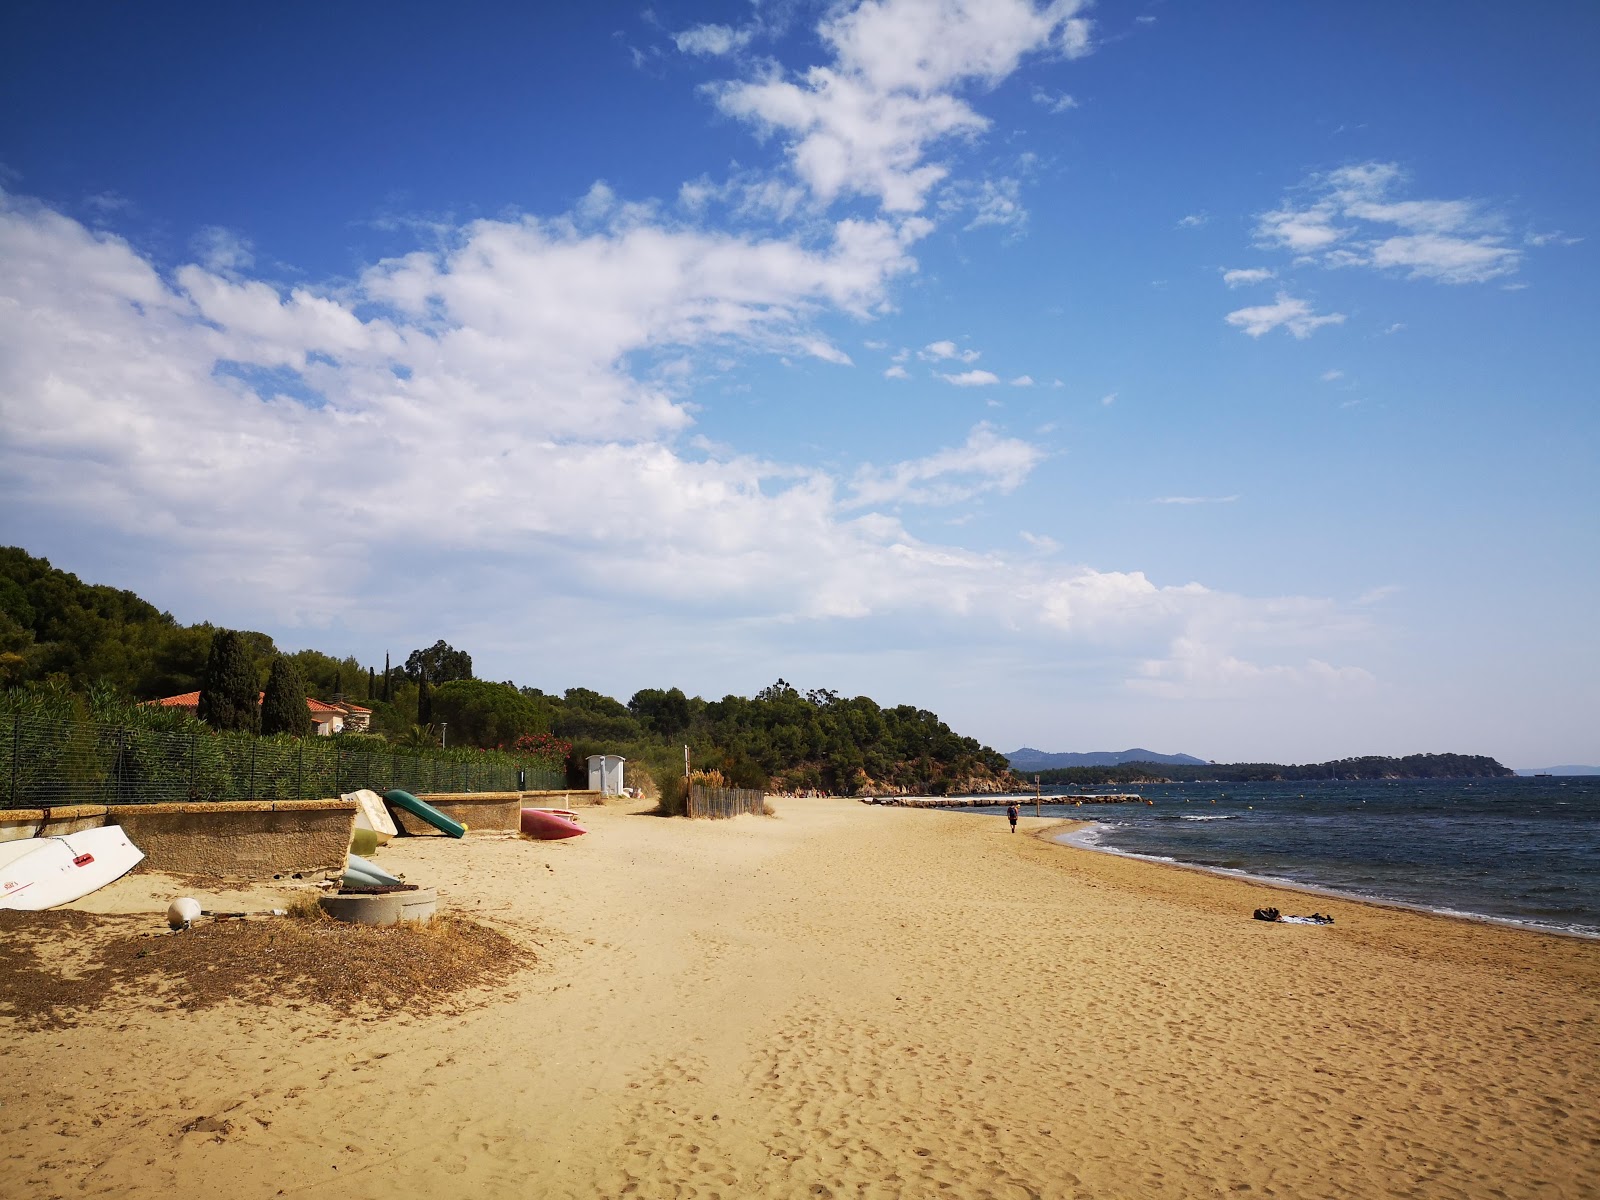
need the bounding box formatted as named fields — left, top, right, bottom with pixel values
left=920, top=339, right=980, bottom=363
left=1225, top=293, right=1346, bottom=339
left=940, top=369, right=1001, bottom=386
left=846, top=423, right=1041, bottom=508
left=673, top=23, right=755, bottom=57
left=1130, top=638, right=1375, bottom=701
left=713, top=0, right=1094, bottom=212
left=0, top=7, right=1378, bottom=710
left=1253, top=162, right=1529, bottom=284
left=1221, top=267, right=1274, bottom=288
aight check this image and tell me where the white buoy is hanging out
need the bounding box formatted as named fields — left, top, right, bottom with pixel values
left=167, top=897, right=202, bottom=930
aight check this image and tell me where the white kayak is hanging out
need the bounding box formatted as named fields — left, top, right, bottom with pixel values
left=0, top=825, right=145, bottom=910
left=344, top=789, right=397, bottom=844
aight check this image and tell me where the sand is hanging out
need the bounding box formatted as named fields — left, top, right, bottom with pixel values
left=2, top=796, right=1597, bottom=1199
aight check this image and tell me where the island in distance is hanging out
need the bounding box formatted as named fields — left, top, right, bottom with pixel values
left=1006, top=747, right=1209, bottom=771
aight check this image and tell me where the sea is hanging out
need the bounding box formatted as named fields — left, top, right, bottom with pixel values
left=965, top=776, right=1600, bottom=938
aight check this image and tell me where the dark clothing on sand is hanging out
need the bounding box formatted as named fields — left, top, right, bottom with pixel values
left=1006, top=804, right=1020, bottom=831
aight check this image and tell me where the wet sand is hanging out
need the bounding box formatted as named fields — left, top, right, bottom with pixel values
left=2, top=796, right=1596, bottom=1199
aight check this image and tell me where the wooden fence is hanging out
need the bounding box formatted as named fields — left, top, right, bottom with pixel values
left=687, top=784, right=766, bottom=819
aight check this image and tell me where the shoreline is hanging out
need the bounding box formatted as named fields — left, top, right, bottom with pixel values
left=3, top=795, right=1597, bottom=1199
left=1051, top=820, right=1600, bottom=942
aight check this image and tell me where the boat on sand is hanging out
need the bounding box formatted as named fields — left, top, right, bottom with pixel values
left=520, top=809, right=586, bottom=840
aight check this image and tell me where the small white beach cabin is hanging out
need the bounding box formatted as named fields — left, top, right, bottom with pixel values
left=587, top=753, right=626, bottom=797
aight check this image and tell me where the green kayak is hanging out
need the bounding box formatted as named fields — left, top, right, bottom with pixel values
left=382, top=789, right=468, bottom=838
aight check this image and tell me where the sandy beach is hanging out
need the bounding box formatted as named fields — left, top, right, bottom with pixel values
left=3, top=796, right=1597, bottom=1199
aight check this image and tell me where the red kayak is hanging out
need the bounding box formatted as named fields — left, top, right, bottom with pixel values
left=520, top=808, right=586, bottom=840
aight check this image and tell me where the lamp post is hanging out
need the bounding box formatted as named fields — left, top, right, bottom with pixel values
left=440, top=722, right=448, bottom=749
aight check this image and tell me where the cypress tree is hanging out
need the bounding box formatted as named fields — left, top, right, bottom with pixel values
left=417, top=675, right=433, bottom=726
left=260, top=656, right=308, bottom=737
left=384, top=652, right=392, bottom=702
left=368, top=667, right=375, bottom=701
left=197, top=629, right=258, bottom=733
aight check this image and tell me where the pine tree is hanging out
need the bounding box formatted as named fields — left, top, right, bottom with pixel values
left=260, top=656, right=308, bottom=737
left=197, top=629, right=258, bottom=732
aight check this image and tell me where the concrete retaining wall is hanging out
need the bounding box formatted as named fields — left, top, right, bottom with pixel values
left=107, top=800, right=357, bottom=880
left=1, top=805, right=110, bottom=841
left=523, top=789, right=607, bottom=808
left=388, top=791, right=521, bottom=835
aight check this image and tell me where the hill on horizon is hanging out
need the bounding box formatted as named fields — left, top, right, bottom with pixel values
left=1007, top=747, right=1209, bottom=770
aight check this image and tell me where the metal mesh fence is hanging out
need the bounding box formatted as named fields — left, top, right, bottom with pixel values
left=687, top=784, right=766, bottom=819
left=0, top=714, right=566, bottom=808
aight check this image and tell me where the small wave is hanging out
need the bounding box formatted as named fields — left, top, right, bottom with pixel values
left=1179, top=814, right=1235, bottom=822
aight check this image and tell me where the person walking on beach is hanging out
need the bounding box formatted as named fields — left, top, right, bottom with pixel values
left=1006, top=802, right=1019, bottom=833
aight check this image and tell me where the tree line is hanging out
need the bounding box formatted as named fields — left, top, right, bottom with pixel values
left=1032, top=751, right=1514, bottom=785
left=0, top=548, right=1014, bottom=799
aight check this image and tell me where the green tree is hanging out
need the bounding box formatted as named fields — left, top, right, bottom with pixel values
left=197, top=629, right=258, bottom=733
left=404, top=640, right=472, bottom=684
left=417, top=676, right=433, bottom=727
left=260, top=655, right=308, bottom=737
left=628, top=687, right=691, bottom=738
left=432, top=679, right=548, bottom=748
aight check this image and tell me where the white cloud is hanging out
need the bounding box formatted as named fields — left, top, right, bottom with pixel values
left=1010, top=374, right=1034, bottom=387
left=940, top=369, right=1000, bottom=386
left=1225, top=293, right=1346, bottom=339
left=0, top=138, right=1378, bottom=722
left=1020, top=531, right=1059, bottom=552
left=884, top=364, right=910, bottom=379
left=1252, top=162, right=1527, bottom=284
left=846, top=423, right=1042, bottom=508
left=944, top=176, right=1028, bottom=233
left=713, top=0, right=1093, bottom=212
left=1177, top=212, right=1208, bottom=228
left=191, top=226, right=254, bottom=273
left=1031, top=86, right=1078, bottom=113
left=1100, top=391, right=1116, bottom=405
left=673, top=23, right=755, bottom=57
left=1221, top=267, right=1274, bottom=288
left=1320, top=369, right=1343, bottom=382
left=804, top=339, right=854, bottom=365
left=920, top=340, right=979, bottom=363
left=1129, top=638, right=1375, bottom=701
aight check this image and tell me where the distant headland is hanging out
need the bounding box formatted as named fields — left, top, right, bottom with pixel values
left=1008, top=749, right=1515, bottom=785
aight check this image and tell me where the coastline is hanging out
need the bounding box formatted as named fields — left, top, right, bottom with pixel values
left=1055, top=821, right=1600, bottom=941
left=3, top=796, right=1597, bottom=1199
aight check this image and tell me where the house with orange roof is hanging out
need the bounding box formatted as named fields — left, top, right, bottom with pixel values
left=144, top=691, right=368, bottom=736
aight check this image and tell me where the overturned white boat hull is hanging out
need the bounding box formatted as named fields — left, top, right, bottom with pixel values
left=0, top=825, right=145, bottom=910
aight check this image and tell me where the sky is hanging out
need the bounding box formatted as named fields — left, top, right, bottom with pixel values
left=1, top=1, right=1595, bottom=767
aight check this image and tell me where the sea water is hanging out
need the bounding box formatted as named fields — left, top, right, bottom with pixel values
left=973, top=777, right=1600, bottom=938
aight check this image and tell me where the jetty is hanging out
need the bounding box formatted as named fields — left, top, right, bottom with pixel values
left=861, top=794, right=1146, bottom=808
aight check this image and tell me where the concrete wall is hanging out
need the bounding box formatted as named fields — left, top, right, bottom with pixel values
left=387, top=791, right=522, bottom=835
left=107, top=800, right=356, bottom=880
left=1, top=805, right=109, bottom=841
left=523, top=789, right=607, bottom=808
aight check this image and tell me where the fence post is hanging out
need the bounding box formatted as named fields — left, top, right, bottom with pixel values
left=249, top=738, right=257, bottom=801
left=189, top=730, right=196, bottom=795
left=113, top=729, right=126, bottom=805
left=9, top=714, right=18, bottom=806
left=297, top=739, right=304, bottom=800
left=335, top=742, right=342, bottom=796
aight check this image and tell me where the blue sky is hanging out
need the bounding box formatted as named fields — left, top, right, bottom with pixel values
left=1, top=1, right=1595, bottom=766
